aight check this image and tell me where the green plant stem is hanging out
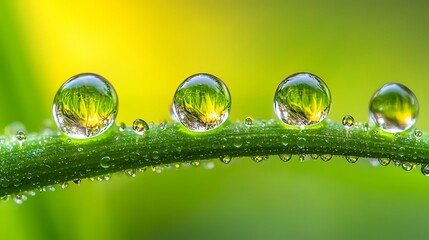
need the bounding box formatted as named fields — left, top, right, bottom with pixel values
left=0, top=119, right=428, bottom=197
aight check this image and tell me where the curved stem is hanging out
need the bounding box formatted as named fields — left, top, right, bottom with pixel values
left=0, top=119, right=428, bottom=198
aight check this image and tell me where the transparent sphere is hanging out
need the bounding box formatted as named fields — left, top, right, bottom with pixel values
left=53, top=73, right=118, bottom=139
left=274, top=72, right=331, bottom=127
left=172, top=73, right=231, bottom=132
left=369, top=83, right=418, bottom=133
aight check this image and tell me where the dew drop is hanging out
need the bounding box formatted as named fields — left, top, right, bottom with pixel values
left=310, top=154, right=319, bottom=160
left=421, top=164, right=429, bottom=176
left=132, top=119, right=149, bottom=135
left=299, top=155, right=305, bottom=162
left=279, top=154, right=292, bottom=162
left=252, top=155, right=269, bottom=163
left=16, top=130, right=27, bottom=143
left=191, top=160, right=201, bottom=167
left=274, top=72, right=331, bottom=127
left=172, top=73, right=231, bottom=132
left=342, top=115, right=354, bottom=129
left=124, top=169, right=136, bottom=177
left=174, top=163, right=181, bottom=169
left=346, top=156, right=359, bottom=164
left=73, top=178, right=82, bottom=184
left=369, top=83, right=418, bottom=133
left=402, top=162, right=415, bottom=171
left=52, top=73, right=119, bottom=139
left=119, top=122, right=126, bottom=132
left=320, top=154, right=332, bottom=162
left=100, top=156, right=112, bottom=169
left=378, top=158, right=391, bottom=166
left=159, top=121, right=167, bottom=131
left=60, top=182, right=69, bottom=189
left=152, top=151, right=160, bottom=160
left=220, top=155, right=232, bottom=164
left=414, top=129, right=423, bottom=139
left=244, top=117, right=254, bottom=127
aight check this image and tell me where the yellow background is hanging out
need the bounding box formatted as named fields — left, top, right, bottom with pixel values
left=1, top=1, right=428, bottom=239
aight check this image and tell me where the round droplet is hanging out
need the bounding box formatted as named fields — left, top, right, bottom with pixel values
left=274, top=72, right=331, bottom=127
left=124, top=169, right=136, bottom=177
left=251, top=155, right=268, bottom=163
left=172, top=73, right=231, bottom=132
left=220, top=155, right=232, bottom=164
left=310, top=154, right=319, bottom=160
left=73, top=178, right=82, bottom=184
left=60, top=182, right=69, bottom=189
left=132, top=119, right=149, bottom=135
left=346, top=155, right=359, bottom=164
left=369, top=83, right=418, bottom=133
left=378, top=158, right=391, bottom=166
left=342, top=115, right=354, bottom=129
left=191, top=160, right=200, bottom=167
left=414, top=129, right=423, bottom=139
left=52, top=73, right=119, bottom=139
left=119, top=122, right=126, bottom=132
left=402, top=162, right=415, bottom=171
left=100, top=156, right=112, bottom=169
left=421, top=164, right=429, bottom=176
left=16, top=130, right=27, bottom=142
left=279, top=154, right=292, bottom=162
left=244, top=117, right=253, bottom=127
left=320, top=154, right=332, bottom=162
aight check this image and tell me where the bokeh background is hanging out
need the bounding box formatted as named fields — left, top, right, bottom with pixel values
left=1, top=1, right=429, bottom=239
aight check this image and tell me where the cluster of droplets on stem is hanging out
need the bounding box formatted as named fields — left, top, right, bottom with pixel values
left=1, top=71, right=428, bottom=204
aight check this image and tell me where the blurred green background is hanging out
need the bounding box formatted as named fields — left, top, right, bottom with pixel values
left=1, top=1, right=429, bottom=239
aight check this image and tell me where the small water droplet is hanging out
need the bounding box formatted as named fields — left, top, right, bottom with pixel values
left=421, top=164, right=429, bottom=176
left=299, top=155, right=306, bottom=162
left=414, top=129, right=423, bottom=139
left=369, top=83, right=419, bottom=133
left=52, top=73, right=118, bottom=139
left=363, top=122, right=370, bottom=131
left=138, top=167, right=147, bottom=173
left=346, top=156, right=359, bottom=163
left=73, top=178, right=82, bottom=184
left=119, top=122, right=126, bottom=132
left=172, top=73, right=231, bottom=132
left=174, top=163, right=181, bottom=169
left=152, top=151, right=160, bottom=160
left=392, top=159, right=401, bottom=167
left=13, top=194, right=25, bottom=204
left=16, top=129, right=27, bottom=141
left=159, top=121, right=167, bottom=130
left=279, top=154, right=292, bottom=162
left=48, top=185, right=55, bottom=191
left=244, top=117, right=254, bottom=127
left=78, top=147, right=84, bottom=152
left=220, top=155, right=232, bottom=164
left=124, top=169, right=136, bottom=177
left=402, top=162, right=415, bottom=171
left=342, top=115, right=354, bottom=129
left=310, top=154, right=319, bottom=160
left=320, top=154, right=332, bottom=162
left=274, top=72, right=331, bottom=127
left=281, top=135, right=288, bottom=146
left=378, top=158, right=391, bottom=166
left=132, top=119, right=149, bottom=135
left=191, top=160, right=201, bottom=167
left=60, top=182, right=69, bottom=189
left=100, top=156, right=112, bottom=169
left=252, top=155, right=269, bottom=163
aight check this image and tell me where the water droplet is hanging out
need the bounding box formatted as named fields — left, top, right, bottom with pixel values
left=52, top=73, right=119, bottom=139
left=363, top=122, right=370, bottom=131
left=320, top=154, right=332, bottom=162
left=191, top=160, right=200, bottom=167
left=174, top=163, right=181, bottom=169
left=73, top=178, right=82, bottom=184
left=100, top=156, right=112, bottom=169
left=310, top=154, right=319, bottom=160
left=244, top=117, right=254, bottom=127
left=393, top=159, right=401, bottom=167
left=414, top=129, right=423, bottom=139
left=342, top=115, right=354, bottom=129
left=119, top=122, right=126, bottom=132
left=132, top=119, right=149, bottom=135
left=13, top=194, right=25, bottom=204
left=274, top=72, right=331, bottom=127
left=220, top=155, right=232, bottom=164
left=124, top=169, right=136, bottom=177
left=138, top=167, right=147, bottom=173
left=16, top=130, right=27, bottom=143
left=172, top=73, right=231, bottom=132
left=421, top=164, right=429, bottom=176
left=299, top=155, right=306, bottom=162
left=60, top=182, right=69, bottom=189
left=251, top=155, right=269, bottom=163
left=152, top=151, right=160, bottom=160
left=279, top=154, right=292, bottom=162
left=402, top=162, right=415, bottom=171
left=159, top=121, right=167, bottom=131
left=369, top=83, right=418, bottom=133
left=378, top=158, right=391, bottom=166
left=346, top=156, right=359, bottom=164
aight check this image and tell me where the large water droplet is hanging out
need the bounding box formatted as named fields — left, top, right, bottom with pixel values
left=132, top=119, right=149, bottom=135
left=401, top=162, right=415, bottom=171
left=345, top=156, right=359, bottom=164
left=274, top=72, right=331, bottom=127
left=52, top=73, right=118, bottom=139
left=369, top=83, right=418, bottom=133
left=172, top=73, right=231, bottom=132
left=421, top=164, right=429, bottom=176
